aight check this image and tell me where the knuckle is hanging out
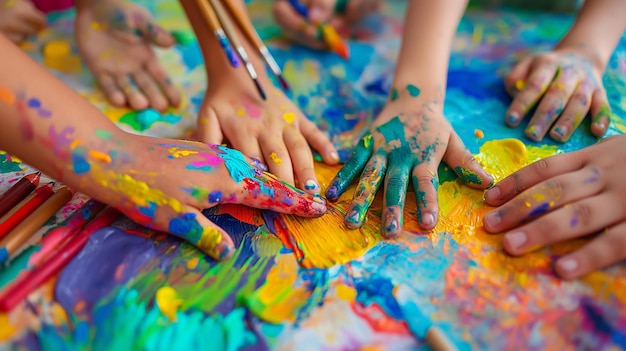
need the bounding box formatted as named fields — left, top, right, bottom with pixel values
left=543, top=178, right=565, bottom=199
left=532, top=159, right=552, bottom=179
left=571, top=202, right=593, bottom=228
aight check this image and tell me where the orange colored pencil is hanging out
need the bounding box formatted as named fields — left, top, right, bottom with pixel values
left=0, top=182, right=55, bottom=240
left=0, top=186, right=74, bottom=265
left=0, top=172, right=41, bottom=217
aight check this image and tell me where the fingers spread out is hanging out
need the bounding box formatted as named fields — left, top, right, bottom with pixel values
left=556, top=222, right=626, bottom=279
left=344, top=152, right=386, bottom=229
left=524, top=68, right=578, bottom=142
left=484, top=151, right=586, bottom=207
left=299, top=116, right=339, bottom=165
left=445, top=134, right=494, bottom=189
left=548, top=82, right=592, bottom=143
left=326, top=133, right=373, bottom=201
left=382, top=149, right=411, bottom=238
left=284, top=127, right=320, bottom=195
left=483, top=166, right=603, bottom=233
left=589, top=89, right=611, bottom=137
left=505, top=60, right=558, bottom=127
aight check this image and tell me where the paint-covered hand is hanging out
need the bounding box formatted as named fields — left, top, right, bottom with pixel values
left=483, top=134, right=626, bottom=279
left=96, top=136, right=327, bottom=261
left=0, top=0, right=46, bottom=44
left=195, top=70, right=339, bottom=195
left=272, top=0, right=380, bottom=50
left=504, top=49, right=610, bottom=142
left=75, top=0, right=180, bottom=111
left=326, top=85, right=494, bottom=237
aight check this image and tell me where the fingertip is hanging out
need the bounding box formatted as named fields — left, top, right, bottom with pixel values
left=555, top=256, right=581, bottom=280
left=483, top=186, right=502, bottom=205
left=419, top=211, right=437, bottom=230
left=108, top=92, right=127, bottom=107
left=344, top=207, right=364, bottom=229
left=325, top=182, right=341, bottom=202
left=591, top=121, right=608, bottom=137
left=504, top=110, right=522, bottom=127
left=524, top=124, right=545, bottom=142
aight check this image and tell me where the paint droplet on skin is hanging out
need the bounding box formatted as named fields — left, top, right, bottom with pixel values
left=43, top=40, right=71, bottom=58
left=0, top=87, right=15, bottom=105
left=406, top=84, right=421, bottom=97
left=269, top=152, right=283, bottom=164
left=282, top=112, right=297, bottom=124
left=186, top=257, right=199, bottom=270
left=555, top=82, right=563, bottom=90
left=474, top=129, right=484, bottom=139
left=155, top=286, right=183, bottom=322
left=27, top=98, right=41, bottom=109
left=454, top=166, right=483, bottom=185
left=89, top=150, right=112, bottom=164
left=390, top=88, right=399, bottom=101
left=304, top=179, right=319, bottom=191
left=72, top=153, right=91, bottom=174
left=95, top=129, right=112, bottom=140
left=515, top=79, right=526, bottom=91
left=236, top=108, right=246, bottom=116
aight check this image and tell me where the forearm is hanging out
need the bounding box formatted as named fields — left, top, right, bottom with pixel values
left=556, top=0, right=626, bottom=71
left=392, top=0, right=468, bottom=91
left=0, top=35, right=128, bottom=187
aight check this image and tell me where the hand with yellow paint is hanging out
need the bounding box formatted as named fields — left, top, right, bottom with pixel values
left=504, top=0, right=626, bottom=142
left=0, top=0, right=46, bottom=44
left=483, top=134, right=626, bottom=280
left=272, top=0, right=380, bottom=53
left=180, top=0, right=340, bottom=195
left=0, top=35, right=327, bottom=261
left=74, top=0, right=180, bottom=111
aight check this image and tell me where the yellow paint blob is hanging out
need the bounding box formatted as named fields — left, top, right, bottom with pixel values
left=167, top=147, right=198, bottom=158
left=43, top=41, right=71, bottom=59
left=0, top=314, right=16, bottom=342
left=236, top=107, right=246, bottom=116
left=335, top=284, right=357, bottom=301
left=515, top=79, right=526, bottom=91
left=186, top=257, right=199, bottom=270
left=156, top=286, right=183, bottom=322
left=269, top=152, right=283, bottom=164
left=282, top=112, right=297, bottom=124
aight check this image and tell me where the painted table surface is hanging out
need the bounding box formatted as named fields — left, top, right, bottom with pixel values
left=2, top=1, right=626, bottom=350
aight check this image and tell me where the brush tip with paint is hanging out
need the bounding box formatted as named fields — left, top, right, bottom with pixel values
left=253, top=78, right=267, bottom=101
left=277, top=75, right=290, bottom=91
left=320, top=24, right=350, bottom=60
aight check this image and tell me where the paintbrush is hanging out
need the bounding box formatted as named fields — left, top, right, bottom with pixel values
left=194, top=0, right=240, bottom=68
left=286, top=0, right=350, bottom=59
left=221, top=0, right=290, bottom=91
left=0, top=206, right=120, bottom=312
left=208, top=0, right=267, bottom=100
left=0, top=186, right=74, bottom=265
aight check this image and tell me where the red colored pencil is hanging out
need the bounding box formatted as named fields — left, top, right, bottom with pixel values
left=0, top=172, right=42, bottom=217
left=0, top=206, right=120, bottom=312
left=0, top=182, right=54, bottom=240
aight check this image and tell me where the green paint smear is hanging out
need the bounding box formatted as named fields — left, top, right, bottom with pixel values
left=170, top=30, right=196, bottom=46
left=592, top=104, right=611, bottom=124
left=406, top=84, right=421, bottom=97
left=0, top=153, right=22, bottom=173
left=454, top=166, right=483, bottom=185
left=95, top=129, right=113, bottom=140
left=390, top=88, right=399, bottom=101
left=376, top=116, right=406, bottom=143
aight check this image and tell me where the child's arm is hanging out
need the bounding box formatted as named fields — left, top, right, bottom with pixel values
left=326, top=0, right=494, bottom=237
left=178, top=0, right=339, bottom=195
left=483, top=134, right=626, bottom=279
left=505, top=0, right=626, bottom=142
left=0, top=35, right=327, bottom=260
left=73, top=0, right=180, bottom=111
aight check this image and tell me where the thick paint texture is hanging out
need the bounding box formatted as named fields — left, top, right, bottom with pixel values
left=1, top=1, right=626, bottom=351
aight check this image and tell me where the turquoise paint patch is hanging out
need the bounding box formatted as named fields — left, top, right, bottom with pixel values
left=215, top=146, right=256, bottom=183
left=0, top=154, right=22, bottom=173
left=406, top=84, right=421, bottom=97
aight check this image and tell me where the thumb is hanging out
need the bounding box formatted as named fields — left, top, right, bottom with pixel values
left=444, top=134, right=494, bottom=189
left=165, top=206, right=235, bottom=260
left=133, top=12, right=175, bottom=47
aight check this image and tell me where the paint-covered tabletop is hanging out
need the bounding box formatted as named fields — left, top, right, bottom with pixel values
left=1, top=1, right=626, bottom=350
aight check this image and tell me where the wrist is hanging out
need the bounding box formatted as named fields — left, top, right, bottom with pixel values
left=553, top=41, right=606, bottom=74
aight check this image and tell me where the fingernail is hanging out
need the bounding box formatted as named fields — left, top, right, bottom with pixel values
left=558, top=257, right=579, bottom=273
left=312, top=195, right=326, bottom=204
left=506, top=112, right=519, bottom=125
left=329, top=151, right=339, bottom=162
left=505, top=231, right=527, bottom=250
left=309, top=7, right=325, bottom=23
left=485, top=186, right=501, bottom=202
left=552, top=126, right=568, bottom=141
left=483, top=211, right=501, bottom=229
left=421, top=212, right=435, bottom=228
left=304, top=179, right=320, bottom=192
left=526, top=125, right=543, bottom=140
left=383, top=213, right=399, bottom=237
left=345, top=209, right=362, bottom=228
left=326, top=185, right=339, bottom=201
left=311, top=200, right=327, bottom=213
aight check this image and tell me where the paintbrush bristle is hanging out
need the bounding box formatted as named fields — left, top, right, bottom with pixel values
left=253, top=78, right=267, bottom=100
left=321, top=24, right=350, bottom=60
left=277, top=75, right=290, bottom=91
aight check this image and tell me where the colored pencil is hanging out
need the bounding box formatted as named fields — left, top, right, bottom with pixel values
left=0, top=206, right=120, bottom=312
left=0, top=186, right=73, bottom=265
left=194, top=0, right=240, bottom=68
left=208, top=0, right=267, bottom=100
left=0, top=172, right=41, bottom=217
left=0, top=182, right=55, bottom=240
left=222, top=0, right=290, bottom=91
left=27, top=199, right=105, bottom=267
left=286, top=0, right=350, bottom=59
left=426, top=326, right=458, bottom=351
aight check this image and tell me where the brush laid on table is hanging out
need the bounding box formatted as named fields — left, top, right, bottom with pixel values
left=207, top=0, right=267, bottom=100
left=221, top=0, right=290, bottom=91
left=0, top=205, right=120, bottom=312
left=287, top=0, right=350, bottom=59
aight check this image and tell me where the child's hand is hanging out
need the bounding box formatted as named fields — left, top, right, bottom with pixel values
left=96, top=135, right=327, bottom=260
left=195, top=68, right=339, bottom=195
left=504, top=50, right=610, bottom=142
left=0, top=0, right=46, bottom=44
left=483, top=134, right=626, bottom=279
left=272, top=0, right=380, bottom=50
left=325, top=85, right=494, bottom=237
left=75, top=0, right=180, bottom=111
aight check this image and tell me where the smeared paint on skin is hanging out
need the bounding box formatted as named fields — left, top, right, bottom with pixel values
left=454, top=166, right=483, bottom=185
left=269, top=152, right=283, bottom=164
left=406, top=84, right=420, bottom=97
left=282, top=112, right=297, bottom=124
